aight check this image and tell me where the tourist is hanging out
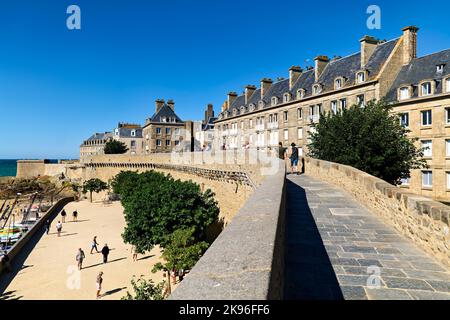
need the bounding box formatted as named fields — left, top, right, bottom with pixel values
left=131, top=245, right=138, bottom=262
left=72, top=210, right=78, bottom=222
left=1, top=251, right=11, bottom=273
left=61, top=209, right=67, bottom=223
left=277, top=142, right=287, bottom=160
left=96, top=271, right=103, bottom=299
left=289, top=142, right=299, bottom=175
left=56, top=221, right=62, bottom=237
left=76, top=248, right=85, bottom=270
left=44, top=219, right=51, bottom=235
left=101, top=244, right=110, bottom=263
left=91, top=236, right=99, bottom=254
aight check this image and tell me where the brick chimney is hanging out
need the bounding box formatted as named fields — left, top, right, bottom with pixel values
left=314, top=56, right=329, bottom=82
left=227, top=92, right=238, bottom=108
left=167, top=99, right=175, bottom=111
left=245, top=85, right=256, bottom=104
left=155, top=99, right=165, bottom=113
left=289, top=66, right=302, bottom=90
left=402, top=26, right=419, bottom=66
left=221, top=100, right=228, bottom=112
left=360, top=36, right=379, bottom=68
left=204, top=104, right=214, bottom=123
left=260, top=78, right=273, bottom=99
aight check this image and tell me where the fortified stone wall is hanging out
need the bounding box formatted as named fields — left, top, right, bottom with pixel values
left=303, top=157, right=450, bottom=267
left=16, top=160, right=47, bottom=178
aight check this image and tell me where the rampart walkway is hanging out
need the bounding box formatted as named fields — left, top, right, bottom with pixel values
left=285, top=174, right=450, bottom=300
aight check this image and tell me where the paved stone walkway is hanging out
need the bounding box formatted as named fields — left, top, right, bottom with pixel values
left=285, top=174, right=450, bottom=300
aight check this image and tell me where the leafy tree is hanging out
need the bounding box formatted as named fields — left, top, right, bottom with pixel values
left=307, top=99, right=427, bottom=185
left=152, top=228, right=209, bottom=274
left=115, top=170, right=219, bottom=253
left=121, top=276, right=165, bottom=300
left=82, top=178, right=109, bottom=202
left=104, top=139, right=129, bottom=154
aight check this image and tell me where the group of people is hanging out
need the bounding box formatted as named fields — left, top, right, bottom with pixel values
left=43, top=209, right=79, bottom=237
left=277, top=142, right=302, bottom=175
left=76, top=238, right=110, bottom=270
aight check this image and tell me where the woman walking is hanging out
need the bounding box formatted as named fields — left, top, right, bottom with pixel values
left=76, top=248, right=85, bottom=270
left=96, top=272, right=103, bottom=299
left=91, top=236, right=99, bottom=254
left=56, top=221, right=62, bottom=237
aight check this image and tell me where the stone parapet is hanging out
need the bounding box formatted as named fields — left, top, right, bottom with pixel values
left=302, top=157, right=450, bottom=268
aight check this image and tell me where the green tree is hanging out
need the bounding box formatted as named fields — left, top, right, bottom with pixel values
left=121, top=276, right=165, bottom=300
left=152, top=228, right=209, bottom=274
left=82, top=178, right=109, bottom=202
left=115, top=170, right=219, bottom=253
left=308, top=99, right=427, bottom=185
left=104, top=139, right=129, bottom=154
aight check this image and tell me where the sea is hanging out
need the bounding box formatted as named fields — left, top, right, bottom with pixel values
left=0, top=160, right=17, bottom=177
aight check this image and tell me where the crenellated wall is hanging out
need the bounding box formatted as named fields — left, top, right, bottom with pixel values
left=302, top=157, right=450, bottom=267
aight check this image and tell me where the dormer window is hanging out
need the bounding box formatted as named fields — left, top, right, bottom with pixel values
left=399, top=86, right=410, bottom=100
left=232, top=108, right=238, bottom=116
left=356, top=71, right=366, bottom=84
left=258, top=100, right=264, bottom=109
left=249, top=103, right=255, bottom=111
left=334, top=78, right=343, bottom=90
left=296, top=89, right=305, bottom=99
left=115, top=129, right=119, bottom=136
left=240, top=106, right=245, bottom=114
left=271, top=97, right=278, bottom=106
left=312, top=84, right=322, bottom=95
left=445, top=77, right=450, bottom=93
left=283, top=93, right=291, bottom=103
left=437, top=64, right=445, bottom=73
left=420, top=81, right=432, bottom=96
left=131, top=130, right=136, bottom=137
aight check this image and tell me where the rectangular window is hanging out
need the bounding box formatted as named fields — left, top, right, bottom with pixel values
left=284, top=111, right=288, bottom=122
left=400, top=113, right=409, bottom=127
left=174, top=128, right=180, bottom=135
left=165, top=140, right=171, bottom=146
left=156, top=139, right=161, bottom=146
left=446, top=108, right=450, bottom=124
left=447, top=172, right=450, bottom=189
left=399, top=87, right=410, bottom=100
left=249, top=119, right=253, bottom=128
left=131, top=140, right=136, bottom=148
left=401, top=177, right=410, bottom=186
left=422, top=171, right=433, bottom=187
left=166, top=128, right=171, bottom=134
left=241, top=121, right=244, bottom=129
left=331, top=100, right=338, bottom=114
left=175, top=140, right=180, bottom=146
left=297, top=108, right=303, bottom=119
left=421, top=110, right=432, bottom=126
left=421, top=82, right=432, bottom=96
left=298, top=147, right=303, bottom=156
left=298, top=127, right=303, bottom=139
left=357, top=94, right=365, bottom=107
left=446, top=79, right=450, bottom=93
left=340, top=98, right=347, bottom=110
left=446, top=140, right=450, bottom=157
left=156, top=128, right=161, bottom=134
left=357, top=72, right=365, bottom=83
left=422, top=140, right=432, bottom=157
left=284, top=129, right=288, bottom=140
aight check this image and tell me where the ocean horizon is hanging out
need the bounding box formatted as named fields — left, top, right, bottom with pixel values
left=0, top=159, right=18, bottom=177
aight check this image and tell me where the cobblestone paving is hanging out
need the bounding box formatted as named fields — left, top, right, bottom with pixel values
left=284, top=174, right=450, bottom=300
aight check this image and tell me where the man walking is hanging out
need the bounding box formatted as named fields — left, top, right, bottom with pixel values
left=61, top=209, right=67, bottom=223
left=96, top=271, right=103, bottom=299
left=91, top=236, right=99, bottom=254
left=289, top=142, right=299, bottom=175
left=72, top=210, right=78, bottom=222
left=56, top=221, right=62, bottom=237
left=44, top=219, right=51, bottom=235
left=101, top=244, right=110, bottom=264
left=76, top=248, right=85, bottom=270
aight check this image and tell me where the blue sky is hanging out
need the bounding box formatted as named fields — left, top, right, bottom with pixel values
left=1, top=0, right=450, bottom=159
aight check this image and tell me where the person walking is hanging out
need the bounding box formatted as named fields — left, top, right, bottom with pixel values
left=101, top=244, right=110, bottom=264
left=76, top=248, right=85, bottom=270
left=44, top=219, right=51, bottom=235
left=91, top=236, right=99, bottom=254
left=131, top=245, right=138, bottom=262
left=1, top=251, right=11, bottom=273
left=289, top=143, right=299, bottom=175
left=277, top=142, right=287, bottom=160
left=72, top=210, right=78, bottom=222
left=61, top=209, right=67, bottom=223
left=56, top=221, right=62, bottom=237
left=96, top=272, right=103, bottom=299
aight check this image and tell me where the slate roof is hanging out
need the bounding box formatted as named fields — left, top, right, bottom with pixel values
left=114, top=127, right=143, bottom=138
left=386, top=48, right=450, bottom=101
left=86, top=132, right=112, bottom=141
left=149, top=103, right=184, bottom=124
left=202, top=116, right=217, bottom=131
left=218, top=38, right=399, bottom=119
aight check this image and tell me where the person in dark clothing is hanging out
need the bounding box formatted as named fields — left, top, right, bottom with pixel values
left=91, top=236, right=99, bottom=254
left=72, top=210, right=78, bottom=222
left=44, top=219, right=51, bottom=235
left=1, top=252, right=11, bottom=272
left=277, top=142, right=287, bottom=160
left=101, top=244, right=110, bottom=264
left=290, top=143, right=299, bottom=175
left=61, top=209, right=67, bottom=223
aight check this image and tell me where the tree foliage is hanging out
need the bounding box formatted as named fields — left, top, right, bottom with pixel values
left=307, top=99, right=427, bottom=185
left=82, top=178, right=109, bottom=202
left=104, top=139, right=129, bottom=154
left=112, top=170, right=219, bottom=253
left=121, top=276, right=165, bottom=300
left=152, top=228, right=209, bottom=273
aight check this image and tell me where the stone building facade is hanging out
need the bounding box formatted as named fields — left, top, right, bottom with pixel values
left=195, top=104, right=216, bottom=150
left=79, top=132, right=112, bottom=158
left=214, top=26, right=450, bottom=202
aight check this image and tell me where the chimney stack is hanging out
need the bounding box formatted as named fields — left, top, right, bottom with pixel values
left=289, top=66, right=302, bottom=90
left=155, top=99, right=165, bottom=113
left=245, top=85, right=257, bottom=104
left=360, top=36, right=379, bottom=68
left=204, top=104, right=214, bottom=123
left=227, top=92, right=238, bottom=108
left=167, top=99, right=175, bottom=111
left=314, top=56, right=329, bottom=82
left=260, top=78, right=273, bottom=99
left=221, top=100, right=228, bottom=112
left=402, top=26, right=419, bottom=65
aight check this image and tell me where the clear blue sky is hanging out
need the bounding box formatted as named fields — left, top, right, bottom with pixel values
left=1, top=0, right=450, bottom=159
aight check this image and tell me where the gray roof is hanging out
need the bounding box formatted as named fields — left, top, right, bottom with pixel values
left=219, top=38, right=399, bottom=119
left=86, top=132, right=112, bottom=141
left=114, top=127, right=143, bottom=138
left=386, top=48, right=450, bottom=101
left=149, top=104, right=184, bottom=124
left=202, top=116, right=217, bottom=130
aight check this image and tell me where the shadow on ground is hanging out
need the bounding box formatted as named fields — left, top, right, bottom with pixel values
left=284, top=179, right=343, bottom=300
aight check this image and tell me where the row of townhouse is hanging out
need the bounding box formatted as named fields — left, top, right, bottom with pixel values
left=214, top=26, right=450, bottom=202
